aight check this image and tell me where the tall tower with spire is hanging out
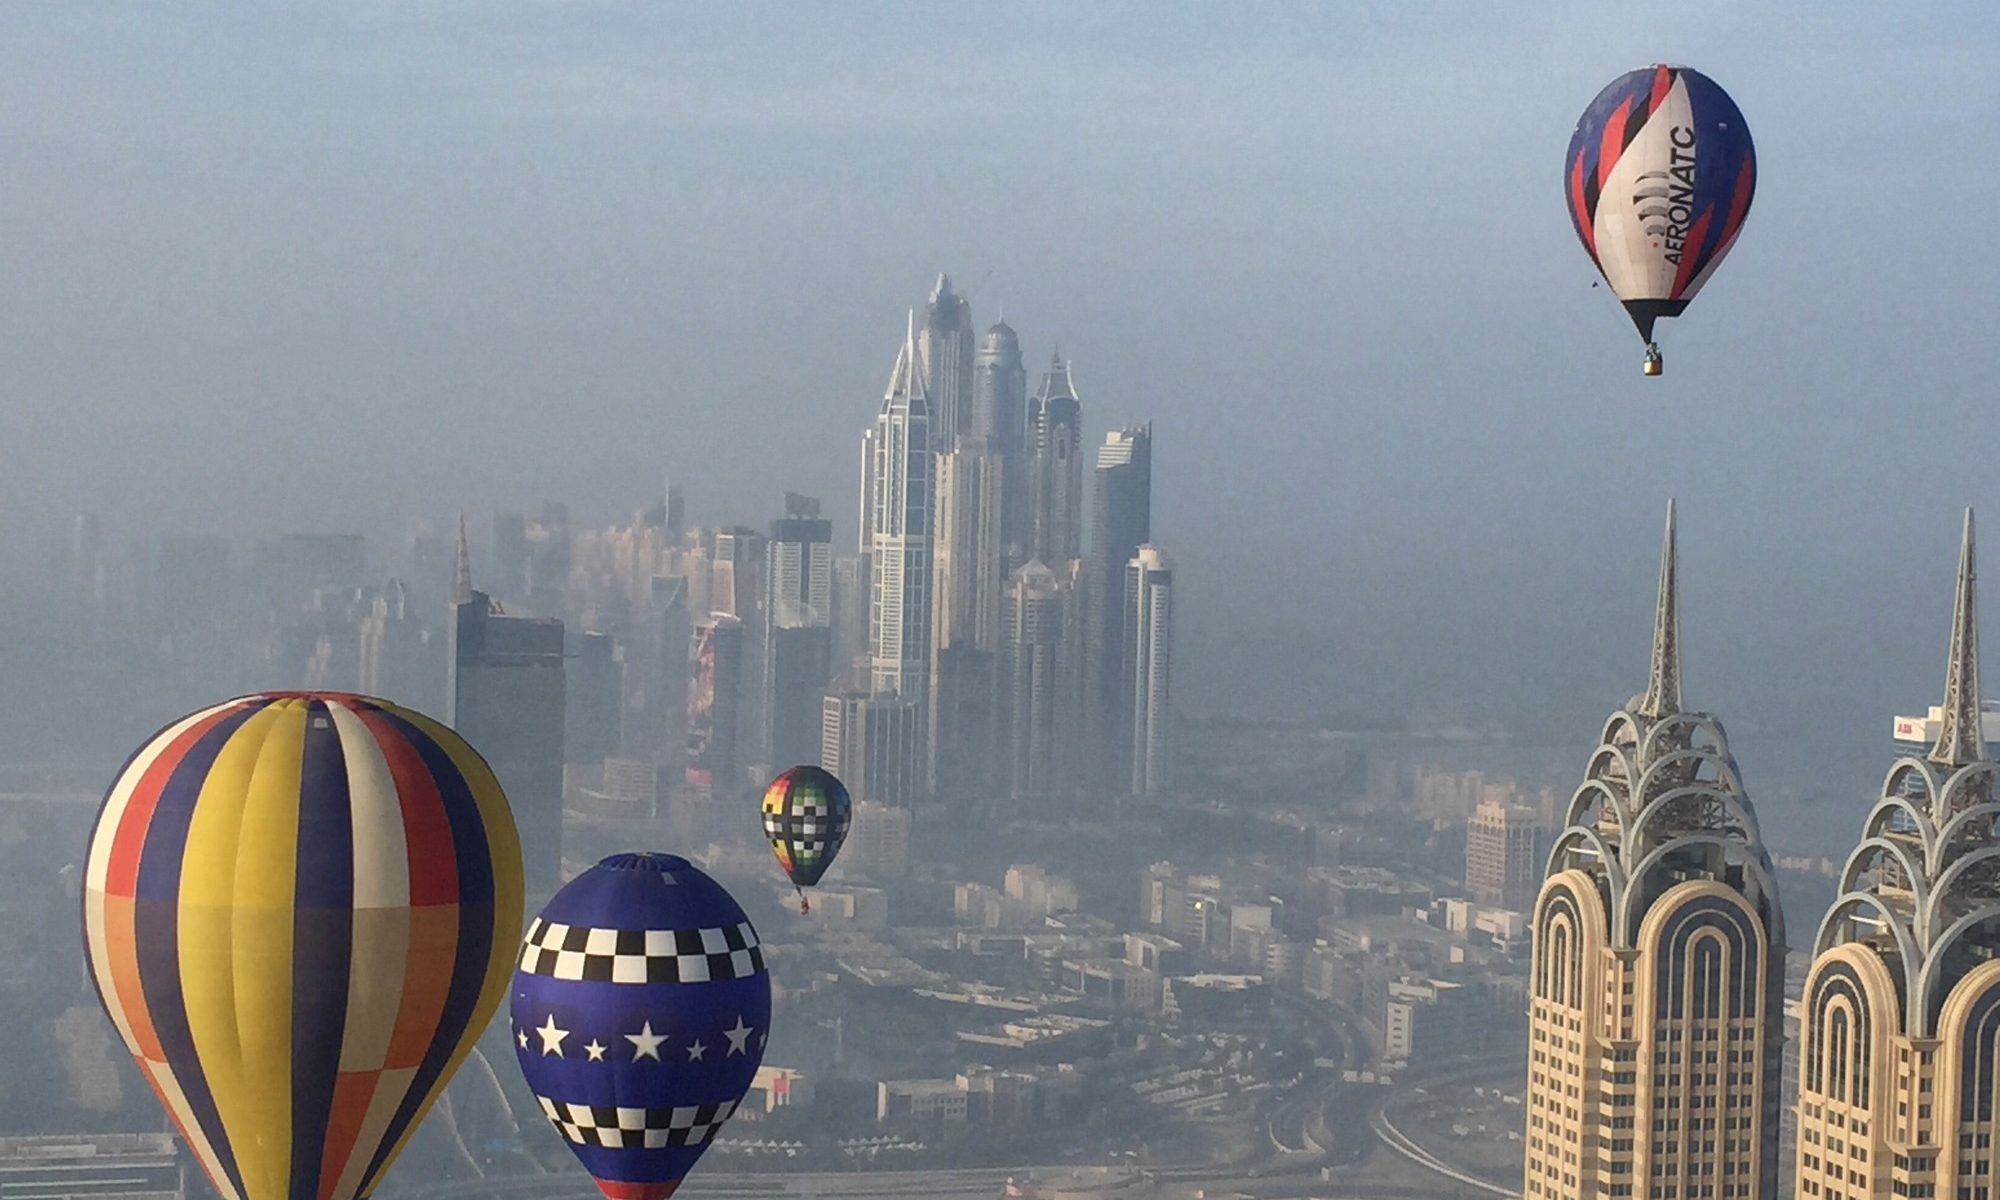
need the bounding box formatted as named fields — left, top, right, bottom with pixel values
left=1029, top=352, right=1083, bottom=564
left=1524, top=502, right=1786, bottom=1200
left=974, top=320, right=1030, bottom=568
left=1796, top=510, right=2000, bottom=1199
left=919, top=273, right=975, bottom=446
left=861, top=312, right=934, bottom=716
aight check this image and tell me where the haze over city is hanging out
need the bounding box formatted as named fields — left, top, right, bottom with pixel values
left=6, top=5, right=2000, bottom=1200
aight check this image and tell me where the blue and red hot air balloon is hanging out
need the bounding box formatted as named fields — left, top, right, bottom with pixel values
left=513, top=853, right=769, bottom=1200
left=1566, top=64, right=1756, bottom=375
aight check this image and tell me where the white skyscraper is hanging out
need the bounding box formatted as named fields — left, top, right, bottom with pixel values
left=919, top=273, right=975, bottom=446
left=1030, top=353, right=1084, bottom=564
left=865, top=313, right=934, bottom=707
left=1126, top=545, right=1173, bottom=795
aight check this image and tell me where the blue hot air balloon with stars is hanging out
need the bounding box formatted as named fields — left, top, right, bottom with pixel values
left=512, top=853, right=769, bottom=1200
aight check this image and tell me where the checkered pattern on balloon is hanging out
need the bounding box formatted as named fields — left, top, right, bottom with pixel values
left=513, top=853, right=770, bottom=1200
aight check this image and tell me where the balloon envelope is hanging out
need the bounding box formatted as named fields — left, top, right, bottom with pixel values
left=512, top=853, right=769, bottom=1200
left=760, top=766, right=852, bottom=889
left=82, top=692, right=524, bottom=1200
left=1565, top=64, right=1756, bottom=343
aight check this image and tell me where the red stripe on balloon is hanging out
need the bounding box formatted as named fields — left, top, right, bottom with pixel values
left=103, top=705, right=248, bottom=898
left=1671, top=207, right=1716, bottom=299
left=1649, top=65, right=1673, bottom=113
left=1568, top=153, right=1595, bottom=260
left=1719, top=151, right=1755, bottom=247
left=594, top=1180, right=680, bottom=1200
left=1596, top=98, right=1632, bottom=190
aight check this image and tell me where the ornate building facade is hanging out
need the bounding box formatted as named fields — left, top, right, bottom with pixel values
left=1797, top=511, right=2000, bottom=1199
left=1526, top=503, right=1787, bottom=1199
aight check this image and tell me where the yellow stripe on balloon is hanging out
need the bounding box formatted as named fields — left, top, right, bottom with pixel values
left=180, top=698, right=303, bottom=1200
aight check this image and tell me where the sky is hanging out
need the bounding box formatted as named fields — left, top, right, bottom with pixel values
left=5, top=2, right=2000, bottom=854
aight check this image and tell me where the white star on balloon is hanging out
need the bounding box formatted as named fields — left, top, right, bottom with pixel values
left=535, top=1014, right=569, bottom=1057
left=724, top=1016, right=755, bottom=1057
left=516, top=1028, right=528, bottom=1049
left=686, top=1038, right=708, bottom=1062
left=625, top=1021, right=667, bottom=1062
left=585, top=1039, right=606, bottom=1062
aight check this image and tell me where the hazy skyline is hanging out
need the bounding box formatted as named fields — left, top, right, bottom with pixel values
left=7, top=3, right=2000, bottom=854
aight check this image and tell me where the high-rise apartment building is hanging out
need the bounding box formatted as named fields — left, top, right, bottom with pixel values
left=1465, top=797, right=1540, bottom=912
left=566, top=630, right=623, bottom=767
left=1524, top=504, right=1785, bottom=1200
left=1125, top=545, right=1173, bottom=796
left=685, top=614, right=744, bottom=798
left=1029, top=354, right=1083, bottom=564
left=820, top=691, right=923, bottom=808
left=447, top=577, right=567, bottom=898
left=642, top=573, right=691, bottom=767
left=765, top=505, right=834, bottom=769
left=357, top=578, right=437, bottom=713
left=1797, top=511, right=2000, bottom=1199
left=1089, top=426, right=1153, bottom=781
left=831, top=554, right=867, bottom=688
left=930, top=438, right=1004, bottom=796
left=974, top=321, right=1031, bottom=568
left=1001, top=560, right=1064, bottom=799
left=864, top=314, right=933, bottom=704
left=919, top=273, right=975, bottom=446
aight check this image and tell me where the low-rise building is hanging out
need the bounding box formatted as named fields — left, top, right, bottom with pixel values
left=744, top=1065, right=813, bottom=1114
left=877, top=1078, right=969, bottom=1125
left=1066, top=958, right=1162, bottom=1011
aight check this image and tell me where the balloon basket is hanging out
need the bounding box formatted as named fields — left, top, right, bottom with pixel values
left=1642, top=344, right=1663, bottom=377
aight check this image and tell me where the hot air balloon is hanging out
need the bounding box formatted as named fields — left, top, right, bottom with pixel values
left=82, top=692, right=524, bottom=1200
left=1566, top=64, right=1756, bottom=375
left=512, top=853, right=769, bottom=1200
left=760, top=765, right=851, bottom=914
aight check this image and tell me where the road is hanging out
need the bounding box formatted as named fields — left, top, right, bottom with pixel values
left=1360, top=1053, right=1523, bottom=1200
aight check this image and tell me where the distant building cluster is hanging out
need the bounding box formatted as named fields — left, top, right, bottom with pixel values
left=46, top=275, right=1182, bottom=905
left=855, top=276, right=1175, bottom=808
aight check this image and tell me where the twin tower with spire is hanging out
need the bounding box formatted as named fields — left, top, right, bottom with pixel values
left=1524, top=505, right=2000, bottom=1199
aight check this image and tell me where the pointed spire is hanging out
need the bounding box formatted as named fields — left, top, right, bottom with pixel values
left=452, top=512, right=473, bottom=605
left=882, top=310, right=928, bottom=410
left=1638, top=499, right=1682, bottom=719
left=1931, top=508, right=1987, bottom=766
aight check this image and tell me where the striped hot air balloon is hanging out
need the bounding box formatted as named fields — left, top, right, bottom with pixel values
left=1565, top=64, right=1757, bottom=375
left=82, top=692, right=524, bottom=1200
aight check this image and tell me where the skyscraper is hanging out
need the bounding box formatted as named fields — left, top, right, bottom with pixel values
left=919, top=273, right=975, bottom=446
left=930, top=438, right=1004, bottom=796
left=1125, top=545, right=1174, bottom=796
left=974, top=321, right=1031, bottom=568
left=1001, top=560, right=1064, bottom=799
left=447, top=569, right=567, bottom=897
left=566, top=630, right=623, bottom=767
left=765, top=502, right=834, bottom=769
left=1797, top=510, right=2000, bottom=1198
left=711, top=525, right=768, bottom=762
left=644, top=573, right=692, bottom=767
left=684, top=614, right=744, bottom=798
left=820, top=691, right=923, bottom=808
left=357, top=577, right=439, bottom=713
left=1029, top=354, right=1084, bottom=565
left=864, top=313, right=933, bottom=705
left=1524, top=504, right=1785, bottom=1200
left=1089, top=425, right=1153, bottom=782
left=1465, top=797, right=1540, bottom=912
